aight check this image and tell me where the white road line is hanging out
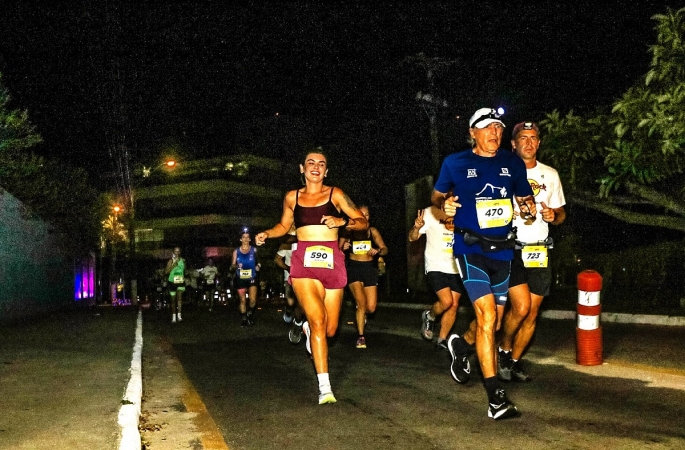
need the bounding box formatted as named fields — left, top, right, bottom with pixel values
left=118, top=309, right=143, bottom=450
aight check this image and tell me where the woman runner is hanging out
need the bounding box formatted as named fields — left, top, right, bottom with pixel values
left=255, top=147, right=367, bottom=404
left=339, top=204, right=387, bottom=348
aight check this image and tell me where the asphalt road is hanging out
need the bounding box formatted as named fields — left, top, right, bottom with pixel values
left=142, top=301, right=685, bottom=450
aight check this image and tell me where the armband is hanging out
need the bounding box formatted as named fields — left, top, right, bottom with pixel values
left=341, top=217, right=349, bottom=228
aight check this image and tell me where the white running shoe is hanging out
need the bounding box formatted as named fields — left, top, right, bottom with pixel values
left=318, top=392, right=337, bottom=404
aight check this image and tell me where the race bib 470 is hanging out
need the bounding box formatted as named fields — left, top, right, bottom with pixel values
left=476, top=199, right=513, bottom=229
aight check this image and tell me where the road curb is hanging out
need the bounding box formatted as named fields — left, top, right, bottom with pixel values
left=118, top=309, right=143, bottom=450
left=376, top=302, right=685, bottom=327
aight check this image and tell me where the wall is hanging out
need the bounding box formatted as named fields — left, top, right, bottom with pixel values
left=0, top=189, right=73, bottom=323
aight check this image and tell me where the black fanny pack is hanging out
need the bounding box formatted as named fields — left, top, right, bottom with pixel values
left=460, top=227, right=517, bottom=253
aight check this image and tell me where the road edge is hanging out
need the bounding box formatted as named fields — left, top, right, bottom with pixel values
left=375, top=302, right=685, bottom=326
left=118, top=309, right=143, bottom=450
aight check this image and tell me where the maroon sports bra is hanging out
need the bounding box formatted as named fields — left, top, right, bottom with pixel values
left=293, top=187, right=342, bottom=228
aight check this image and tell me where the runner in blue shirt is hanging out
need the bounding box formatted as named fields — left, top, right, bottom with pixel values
left=432, top=108, right=536, bottom=420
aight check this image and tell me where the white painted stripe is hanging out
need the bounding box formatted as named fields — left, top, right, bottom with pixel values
left=577, top=314, right=600, bottom=330
left=578, top=290, right=601, bottom=306
left=118, top=309, right=143, bottom=450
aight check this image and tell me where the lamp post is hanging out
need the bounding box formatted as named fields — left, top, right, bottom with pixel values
left=102, top=203, right=127, bottom=304
left=129, top=159, right=177, bottom=305
left=404, top=53, right=455, bottom=176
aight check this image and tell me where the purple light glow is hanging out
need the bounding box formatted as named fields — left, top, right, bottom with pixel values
left=74, top=254, right=95, bottom=300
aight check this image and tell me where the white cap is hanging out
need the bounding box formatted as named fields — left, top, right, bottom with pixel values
left=469, top=108, right=505, bottom=129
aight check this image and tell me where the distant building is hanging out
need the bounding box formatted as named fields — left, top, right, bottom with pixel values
left=133, top=154, right=293, bottom=261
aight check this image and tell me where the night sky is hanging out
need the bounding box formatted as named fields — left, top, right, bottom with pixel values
left=1, top=1, right=684, bottom=184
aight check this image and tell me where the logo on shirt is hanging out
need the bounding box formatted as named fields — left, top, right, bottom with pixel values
left=476, top=184, right=508, bottom=199
left=500, top=168, right=510, bottom=177
left=439, top=218, right=455, bottom=231
left=529, top=179, right=547, bottom=196
left=467, top=169, right=477, bottom=178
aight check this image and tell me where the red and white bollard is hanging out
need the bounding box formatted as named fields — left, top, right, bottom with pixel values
left=576, top=270, right=603, bottom=366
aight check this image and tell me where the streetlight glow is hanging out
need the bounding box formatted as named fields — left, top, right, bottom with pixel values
left=143, top=159, right=177, bottom=177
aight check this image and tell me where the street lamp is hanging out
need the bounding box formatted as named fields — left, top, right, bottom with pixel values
left=126, top=159, right=177, bottom=305
left=142, top=159, right=177, bottom=177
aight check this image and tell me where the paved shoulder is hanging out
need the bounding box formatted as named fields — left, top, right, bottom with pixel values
left=140, top=317, right=229, bottom=450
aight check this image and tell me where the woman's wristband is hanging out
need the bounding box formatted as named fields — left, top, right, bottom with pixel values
left=341, top=217, right=349, bottom=228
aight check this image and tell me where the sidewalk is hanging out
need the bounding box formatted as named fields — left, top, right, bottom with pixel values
left=0, top=306, right=139, bottom=450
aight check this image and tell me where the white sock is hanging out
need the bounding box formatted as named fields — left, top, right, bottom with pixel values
left=499, top=346, right=511, bottom=354
left=428, top=312, right=436, bottom=321
left=317, top=373, right=332, bottom=394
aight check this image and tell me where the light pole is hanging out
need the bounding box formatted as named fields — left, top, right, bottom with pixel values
left=129, top=159, right=177, bottom=305
left=102, top=203, right=127, bottom=304
left=404, top=53, right=455, bottom=176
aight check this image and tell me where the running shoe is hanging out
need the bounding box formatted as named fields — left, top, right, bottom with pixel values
left=487, top=388, right=519, bottom=420
left=241, top=317, right=248, bottom=327
left=435, top=339, right=448, bottom=351
left=177, top=313, right=182, bottom=322
left=302, top=321, right=312, bottom=354
left=288, top=323, right=303, bottom=344
left=283, top=308, right=293, bottom=324
left=498, top=348, right=513, bottom=382
left=247, top=312, right=255, bottom=326
left=447, top=334, right=470, bottom=384
left=420, top=310, right=435, bottom=341
left=355, top=336, right=366, bottom=349
left=318, top=392, right=337, bottom=404
left=511, top=360, right=532, bottom=382
left=171, top=314, right=177, bottom=324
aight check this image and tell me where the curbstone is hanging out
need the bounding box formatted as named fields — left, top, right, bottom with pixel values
left=376, top=302, right=685, bottom=326
left=118, top=309, right=143, bottom=450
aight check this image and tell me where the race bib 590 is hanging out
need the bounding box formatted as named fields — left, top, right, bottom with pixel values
left=304, top=245, right=334, bottom=269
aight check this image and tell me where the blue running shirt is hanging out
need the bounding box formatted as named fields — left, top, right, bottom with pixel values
left=434, top=149, right=533, bottom=261
left=235, top=246, right=258, bottom=281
